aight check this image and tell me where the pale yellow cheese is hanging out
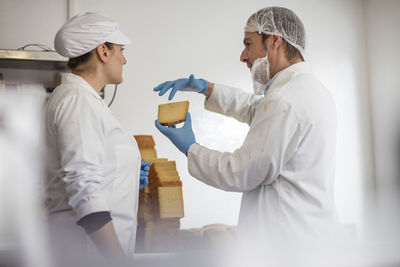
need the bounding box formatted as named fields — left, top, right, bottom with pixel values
left=139, top=148, right=157, bottom=161
left=158, top=101, right=189, bottom=126
left=153, top=160, right=176, bottom=169
left=156, top=186, right=184, bottom=219
left=157, top=186, right=183, bottom=200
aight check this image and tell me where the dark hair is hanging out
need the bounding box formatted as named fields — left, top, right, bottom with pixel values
left=261, top=34, right=304, bottom=62
left=67, top=42, right=114, bottom=70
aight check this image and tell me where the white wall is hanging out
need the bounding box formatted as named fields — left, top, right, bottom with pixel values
left=364, top=0, right=400, bottom=241
left=0, top=0, right=378, bottom=233
left=0, top=0, right=67, bottom=49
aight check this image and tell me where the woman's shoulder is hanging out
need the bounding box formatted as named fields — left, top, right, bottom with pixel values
left=50, top=81, right=98, bottom=104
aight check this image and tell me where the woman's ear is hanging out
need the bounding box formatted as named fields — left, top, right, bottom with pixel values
left=96, top=44, right=109, bottom=63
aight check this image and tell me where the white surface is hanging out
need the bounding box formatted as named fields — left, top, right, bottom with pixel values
left=0, top=0, right=393, bottom=237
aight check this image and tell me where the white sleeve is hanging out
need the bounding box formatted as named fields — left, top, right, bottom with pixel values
left=204, top=83, right=264, bottom=125
left=188, top=94, right=302, bottom=192
left=54, top=94, right=109, bottom=221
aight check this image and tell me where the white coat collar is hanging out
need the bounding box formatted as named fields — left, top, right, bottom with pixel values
left=267, top=62, right=311, bottom=94
left=61, top=73, right=103, bottom=101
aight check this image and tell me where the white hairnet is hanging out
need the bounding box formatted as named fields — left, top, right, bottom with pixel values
left=54, top=12, right=131, bottom=58
left=245, top=7, right=306, bottom=57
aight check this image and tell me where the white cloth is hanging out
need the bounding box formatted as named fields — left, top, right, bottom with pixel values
left=54, top=12, right=131, bottom=58
left=188, top=62, right=338, bottom=243
left=44, top=73, right=140, bottom=258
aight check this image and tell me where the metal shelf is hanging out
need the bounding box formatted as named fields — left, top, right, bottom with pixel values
left=0, top=49, right=68, bottom=70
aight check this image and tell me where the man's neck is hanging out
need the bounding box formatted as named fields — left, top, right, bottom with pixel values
left=271, top=57, right=303, bottom=77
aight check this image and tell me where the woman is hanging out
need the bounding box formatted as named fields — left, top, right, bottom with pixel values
left=45, top=12, right=145, bottom=260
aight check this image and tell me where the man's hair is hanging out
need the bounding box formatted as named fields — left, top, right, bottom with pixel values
left=67, top=42, right=114, bottom=70
left=261, top=34, right=304, bottom=62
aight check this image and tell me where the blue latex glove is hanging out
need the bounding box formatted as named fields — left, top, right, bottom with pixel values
left=155, top=112, right=196, bottom=155
left=153, top=74, right=207, bottom=100
left=139, top=161, right=150, bottom=189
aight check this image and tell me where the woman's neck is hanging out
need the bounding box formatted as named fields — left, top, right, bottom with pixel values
left=72, top=70, right=106, bottom=94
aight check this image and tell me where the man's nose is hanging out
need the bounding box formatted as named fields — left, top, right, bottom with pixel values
left=240, top=48, right=248, bottom=63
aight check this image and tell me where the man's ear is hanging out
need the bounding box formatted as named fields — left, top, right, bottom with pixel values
left=271, top=35, right=283, bottom=49
left=96, top=44, right=109, bottom=63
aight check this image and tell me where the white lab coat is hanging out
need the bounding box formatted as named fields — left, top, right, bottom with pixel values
left=44, top=73, right=140, bottom=258
left=188, top=62, right=338, bottom=244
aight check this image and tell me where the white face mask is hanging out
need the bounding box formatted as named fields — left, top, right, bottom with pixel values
left=251, top=51, right=271, bottom=95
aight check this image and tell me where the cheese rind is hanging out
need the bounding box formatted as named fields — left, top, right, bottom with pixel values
left=158, top=101, right=189, bottom=126
left=134, top=135, right=156, bottom=148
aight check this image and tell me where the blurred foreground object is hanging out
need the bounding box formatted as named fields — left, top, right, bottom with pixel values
left=0, top=91, right=51, bottom=267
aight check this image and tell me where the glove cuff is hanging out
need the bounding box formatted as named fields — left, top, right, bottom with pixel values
left=184, top=142, right=197, bottom=156
left=198, top=79, right=207, bottom=94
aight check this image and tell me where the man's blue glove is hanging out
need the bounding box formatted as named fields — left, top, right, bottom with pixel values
left=153, top=74, right=207, bottom=101
left=155, top=112, right=196, bottom=155
left=139, top=161, right=150, bottom=189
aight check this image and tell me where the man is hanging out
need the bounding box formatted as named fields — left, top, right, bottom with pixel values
left=154, top=6, right=338, bottom=245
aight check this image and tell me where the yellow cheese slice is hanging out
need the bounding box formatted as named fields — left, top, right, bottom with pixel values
left=158, top=101, right=189, bottom=126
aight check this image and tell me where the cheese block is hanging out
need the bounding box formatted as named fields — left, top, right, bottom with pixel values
left=149, top=169, right=180, bottom=184
left=152, top=186, right=184, bottom=219
left=154, top=158, right=168, bottom=162
left=139, top=148, right=157, bottom=161
left=134, top=135, right=156, bottom=149
left=153, top=200, right=184, bottom=219
left=157, top=186, right=183, bottom=200
left=149, top=174, right=180, bottom=184
left=153, top=180, right=182, bottom=187
left=151, top=167, right=177, bottom=177
left=149, top=180, right=182, bottom=191
left=157, top=174, right=180, bottom=183
left=158, top=101, right=189, bottom=126
left=159, top=201, right=184, bottom=219
left=156, top=169, right=179, bottom=177
left=149, top=168, right=177, bottom=177
left=148, top=159, right=168, bottom=171
left=153, top=160, right=176, bottom=169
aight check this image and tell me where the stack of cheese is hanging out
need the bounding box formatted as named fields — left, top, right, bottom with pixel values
left=134, top=135, right=157, bottom=223
left=135, top=102, right=189, bottom=252
left=134, top=135, right=157, bottom=162
left=134, top=135, right=184, bottom=253
left=148, top=159, right=184, bottom=219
